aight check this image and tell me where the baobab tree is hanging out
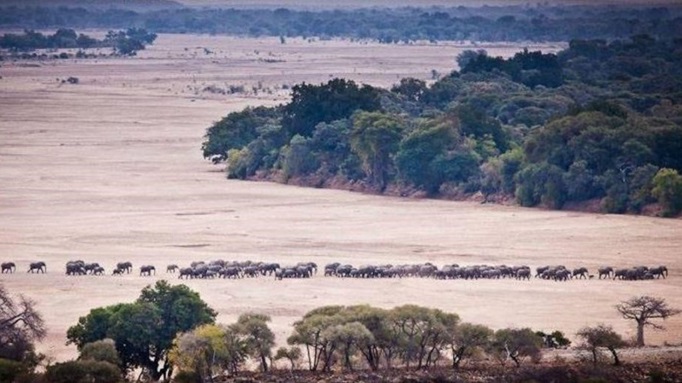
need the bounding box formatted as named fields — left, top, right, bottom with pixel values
left=616, top=296, right=681, bottom=347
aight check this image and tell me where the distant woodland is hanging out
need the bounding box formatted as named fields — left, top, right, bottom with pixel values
left=2, top=4, right=681, bottom=216
left=203, top=37, right=682, bottom=216
left=0, top=5, right=680, bottom=43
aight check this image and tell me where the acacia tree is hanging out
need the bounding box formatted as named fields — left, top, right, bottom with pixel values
left=488, top=328, right=543, bottom=367
left=234, top=313, right=275, bottom=372
left=616, top=296, right=681, bottom=347
left=450, top=323, right=493, bottom=369
left=577, top=324, right=626, bottom=366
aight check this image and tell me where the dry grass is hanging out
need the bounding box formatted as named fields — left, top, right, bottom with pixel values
left=0, top=34, right=680, bottom=363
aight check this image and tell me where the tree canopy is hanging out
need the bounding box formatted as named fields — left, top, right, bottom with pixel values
left=203, top=35, right=682, bottom=217
left=66, top=281, right=216, bottom=381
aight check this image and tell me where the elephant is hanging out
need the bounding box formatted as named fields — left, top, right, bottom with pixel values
left=140, top=265, right=156, bottom=276
left=516, top=268, right=531, bottom=280
left=598, top=266, right=613, bottom=279
left=650, top=265, right=668, bottom=279
left=116, top=261, right=133, bottom=274
left=324, top=263, right=340, bottom=276
left=535, top=265, right=550, bottom=278
left=219, top=267, right=241, bottom=279
left=335, top=264, right=353, bottom=277
left=1, top=262, right=16, bottom=273
left=572, top=267, right=589, bottom=279
left=554, top=269, right=571, bottom=281
left=65, top=262, right=86, bottom=275
left=84, top=263, right=100, bottom=274
left=259, top=263, right=280, bottom=276
left=92, top=266, right=105, bottom=275
left=613, top=268, right=629, bottom=280
left=178, top=267, right=194, bottom=279
left=112, top=267, right=124, bottom=275
left=243, top=266, right=260, bottom=278
left=166, top=264, right=179, bottom=273
left=28, top=261, right=46, bottom=273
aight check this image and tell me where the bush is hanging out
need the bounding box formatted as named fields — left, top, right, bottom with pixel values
left=45, top=360, right=122, bottom=383
left=0, top=358, right=27, bottom=383
left=651, top=168, right=682, bottom=217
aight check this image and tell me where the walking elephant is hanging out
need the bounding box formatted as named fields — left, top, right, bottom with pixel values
left=28, top=261, right=46, bottom=273
left=140, top=265, right=156, bottom=276
left=1, top=262, right=15, bottom=273
left=116, top=261, right=133, bottom=274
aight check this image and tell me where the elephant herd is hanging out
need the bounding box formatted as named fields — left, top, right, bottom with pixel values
left=0, top=260, right=670, bottom=283
left=169, top=260, right=318, bottom=280
left=324, top=262, right=533, bottom=280
left=323, top=262, right=670, bottom=282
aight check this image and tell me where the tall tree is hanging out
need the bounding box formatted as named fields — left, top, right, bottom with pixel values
left=350, top=111, right=404, bottom=191
left=616, top=296, right=681, bottom=347
left=67, top=281, right=216, bottom=381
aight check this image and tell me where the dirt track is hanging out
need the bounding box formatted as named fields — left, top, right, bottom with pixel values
left=0, top=35, right=680, bottom=362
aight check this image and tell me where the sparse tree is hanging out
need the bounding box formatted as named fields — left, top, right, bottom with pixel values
left=577, top=324, right=626, bottom=366
left=274, top=346, right=301, bottom=371
left=616, top=296, right=681, bottom=347
left=233, top=313, right=275, bottom=372
left=0, top=284, right=45, bottom=363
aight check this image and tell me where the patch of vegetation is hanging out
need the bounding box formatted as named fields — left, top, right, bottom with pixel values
left=203, top=35, right=682, bottom=216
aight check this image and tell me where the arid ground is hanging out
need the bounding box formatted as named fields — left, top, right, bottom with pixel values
left=1, top=34, right=680, bottom=363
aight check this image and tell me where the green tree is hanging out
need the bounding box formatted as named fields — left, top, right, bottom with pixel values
left=321, top=322, right=374, bottom=371
left=488, top=328, right=543, bottom=367
left=449, top=323, right=493, bottom=369
left=274, top=347, right=301, bottom=371
left=350, top=111, right=404, bottom=190
left=233, top=313, right=275, bottom=372
left=281, top=134, right=318, bottom=179
left=395, top=121, right=458, bottom=194
left=576, top=324, right=626, bottom=366
left=202, top=106, right=281, bottom=163
left=282, top=79, right=381, bottom=138
left=67, top=281, right=216, bottom=381
left=169, top=324, right=247, bottom=382
left=616, top=296, right=681, bottom=347
left=79, top=339, right=121, bottom=366
left=651, top=168, right=682, bottom=216
left=45, top=360, right=122, bottom=383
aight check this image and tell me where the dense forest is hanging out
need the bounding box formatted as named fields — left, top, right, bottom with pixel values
left=0, top=5, right=681, bottom=43
left=203, top=36, right=682, bottom=216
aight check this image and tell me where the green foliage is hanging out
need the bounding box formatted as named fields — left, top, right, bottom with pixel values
left=45, top=360, right=122, bottom=383
left=202, top=106, right=281, bottom=164
left=488, top=328, right=543, bottom=367
left=450, top=323, right=493, bottom=368
left=515, top=162, right=566, bottom=209
left=67, top=281, right=216, bottom=381
left=350, top=111, right=404, bottom=190
left=577, top=324, right=626, bottom=366
left=652, top=168, right=682, bottom=217
left=79, top=339, right=121, bottom=366
left=395, top=121, right=458, bottom=194
left=281, top=135, right=318, bottom=179
left=233, top=313, right=275, bottom=372
left=274, top=347, right=301, bottom=370
left=461, top=49, right=563, bottom=88
left=283, top=79, right=381, bottom=138
left=0, top=358, right=29, bottom=383
left=104, top=28, right=156, bottom=56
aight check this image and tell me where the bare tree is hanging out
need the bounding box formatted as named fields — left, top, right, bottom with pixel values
left=0, top=284, right=46, bottom=361
left=616, top=296, right=681, bottom=347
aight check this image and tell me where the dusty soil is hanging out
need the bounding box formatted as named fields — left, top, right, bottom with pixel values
left=0, top=34, right=680, bottom=364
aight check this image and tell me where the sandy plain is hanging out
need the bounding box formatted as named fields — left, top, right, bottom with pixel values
left=0, top=34, right=681, bottom=363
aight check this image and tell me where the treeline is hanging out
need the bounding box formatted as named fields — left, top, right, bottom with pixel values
left=0, top=5, right=681, bottom=42
left=0, top=28, right=157, bottom=55
left=203, top=36, right=682, bottom=217
left=3, top=281, right=678, bottom=382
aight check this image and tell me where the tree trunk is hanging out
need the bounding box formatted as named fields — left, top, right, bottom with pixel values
left=636, top=320, right=645, bottom=347
left=608, top=347, right=620, bottom=366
